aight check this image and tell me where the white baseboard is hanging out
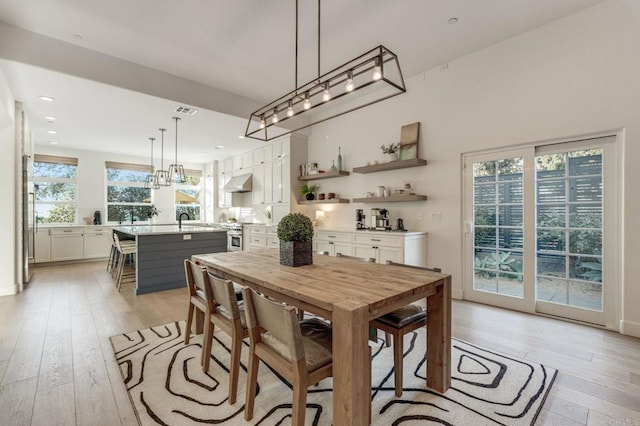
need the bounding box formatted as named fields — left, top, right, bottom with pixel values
left=620, top=320, right=640, bottom=338
left=452, top=288, right=464, bottom=300
left=0, top=283, right=18, bottom=297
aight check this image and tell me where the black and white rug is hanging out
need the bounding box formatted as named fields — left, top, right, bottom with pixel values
left=110, top=321, right=556, bottom=425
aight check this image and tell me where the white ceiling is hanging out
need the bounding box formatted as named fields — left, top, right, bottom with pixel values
left=0, top=0, right=603, bottom=163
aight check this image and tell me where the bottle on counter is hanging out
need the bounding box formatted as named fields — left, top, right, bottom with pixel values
left=337, top=146, right=342, bottom=171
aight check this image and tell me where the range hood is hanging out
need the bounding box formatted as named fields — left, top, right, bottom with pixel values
left=224, top=173, right=252, bottom=193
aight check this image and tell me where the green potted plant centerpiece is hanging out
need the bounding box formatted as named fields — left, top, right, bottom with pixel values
left=300, top=183, right=319, bottom=201
left=381, top=143, right=400, bottom=162
left=277, top=212, right=314, bottom=267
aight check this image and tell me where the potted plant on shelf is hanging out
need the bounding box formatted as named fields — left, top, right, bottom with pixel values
left=300, top=183, right=319, bottom=201
left=381, top=143, right=400, bottom=162
left=277, top=212, right=314, bottom=267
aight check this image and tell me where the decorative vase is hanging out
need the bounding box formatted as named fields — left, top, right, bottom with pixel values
left=279, top=240, right=313, bottom=267
left=337, top=146, right=342, bottom=171
left=305, top=193, right=315, bottom=200
left=386, top=152, right=399, bottom=162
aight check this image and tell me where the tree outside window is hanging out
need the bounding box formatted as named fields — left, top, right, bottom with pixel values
left=106, top=163, right=154, bottom=223
left=175, top=173, right=201, bottom=221
left=33, top=156, right=78, bottom=224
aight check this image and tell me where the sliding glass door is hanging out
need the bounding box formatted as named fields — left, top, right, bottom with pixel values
left=463, top=136, right=618, bottom=325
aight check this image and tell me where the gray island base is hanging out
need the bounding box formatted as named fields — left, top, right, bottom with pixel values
left=113, top=225, right=227, bottom=295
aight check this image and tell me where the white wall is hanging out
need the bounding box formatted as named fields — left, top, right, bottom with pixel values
left=34, top=145, right=205, bottom=225
left=0, top=69, right=16, bottom=296
left=302, top=1, right=640, bottom=336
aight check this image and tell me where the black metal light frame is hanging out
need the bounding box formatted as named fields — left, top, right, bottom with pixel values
left=245, top=0, right=406, bottom=142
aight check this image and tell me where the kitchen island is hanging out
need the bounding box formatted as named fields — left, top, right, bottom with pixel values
left=113, top=225, right=227, bottom=294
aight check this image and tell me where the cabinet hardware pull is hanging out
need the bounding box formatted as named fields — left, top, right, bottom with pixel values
left=329, top=242, right=334, bottom=245
left=328, top=235, right=336, bottom=238
left=371, top=238, right=381, bottom=241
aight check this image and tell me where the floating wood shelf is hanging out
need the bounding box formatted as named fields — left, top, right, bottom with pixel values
left=352, top=194, right=427, bottom=203
left=298, top=171, right=350, bottom=181
left=352, top=158, right=427, bottom=174
left=298, top=198, right=350, bottom=204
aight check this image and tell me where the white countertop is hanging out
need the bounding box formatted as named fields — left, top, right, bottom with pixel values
left=315, top=227, right=427, bottom=236
left=113, top=225, right=226, bottom=236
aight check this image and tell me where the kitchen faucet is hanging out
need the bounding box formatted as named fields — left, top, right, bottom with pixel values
left=130, top=207, right=135, bottom=224
left=178, top=212, right=190, bottom=230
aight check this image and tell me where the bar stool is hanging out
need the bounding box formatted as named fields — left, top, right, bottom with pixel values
left=113, top=233, right=136, bottom=291
left=108, top=232, right=135, bottom=278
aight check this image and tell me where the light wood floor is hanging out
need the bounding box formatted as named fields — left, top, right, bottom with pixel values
left=0, top=261, right=639, bottom=425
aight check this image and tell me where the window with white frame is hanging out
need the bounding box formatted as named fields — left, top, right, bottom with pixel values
left=174, top=169, right=202, bottom=221
left=105, top=161, right=154, bottom=223
left=33, top=154, right=78, bottom=224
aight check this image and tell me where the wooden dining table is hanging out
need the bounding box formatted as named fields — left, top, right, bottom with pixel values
left=192, top=249, right=451, bottom=426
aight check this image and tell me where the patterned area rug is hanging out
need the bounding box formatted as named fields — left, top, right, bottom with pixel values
left=110, top=321, right=556, bottom=425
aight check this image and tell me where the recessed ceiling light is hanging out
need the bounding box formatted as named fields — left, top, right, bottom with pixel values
left=448, top=17, right=458, bottom=24
left=201, top=153, right=209, bottom=156
left=45, top=116, right=57, bottom=121
left=49, top=141, right=58, bottom=145
left=47, top=130, right=57, bottom=134
left=215, top=145, right=225, bottom=149
left=72, top=33, right=83, bottom=40
left=39, top=96, right=55, bottom=102
left=237, top=136, right=245, bottom=139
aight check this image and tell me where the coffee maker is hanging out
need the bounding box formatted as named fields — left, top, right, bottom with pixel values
left=356, top=209, right=366, bottom=230
left=370, top=208, right=391, bottom=230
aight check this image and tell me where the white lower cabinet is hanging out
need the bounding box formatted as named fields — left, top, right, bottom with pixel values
left=83, top=228, right=113, bottom=259
left=35, top=228, right=51, bottom=263
left=245, top=225, right=279, bottom=250
left=36, top=226, right=113, bottom=263
left=315, top=229, right=426, bottom=266
left=50, top=228, right=84, bottom=261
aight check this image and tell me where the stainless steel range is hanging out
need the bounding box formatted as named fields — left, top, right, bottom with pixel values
left=219, top=223, right=243, bottom=251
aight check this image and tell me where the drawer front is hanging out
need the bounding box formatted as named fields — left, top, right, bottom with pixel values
left=266, top=227, right=278, bottom=235
left=266, top=236, right=279, bottom=248
left=315, top=231, right=351, bottom=243
left=248, top=226, right=267, bottom=235
left=353, top=234, right=402, bottom=247
left=50, top=227, right=83, bottom=236
left=249, top=235, right=266, bottom=246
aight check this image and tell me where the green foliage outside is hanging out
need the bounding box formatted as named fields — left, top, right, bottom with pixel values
left=277, top=213, right=314, bottom=242
left=176, top=205, right=200, bottom=221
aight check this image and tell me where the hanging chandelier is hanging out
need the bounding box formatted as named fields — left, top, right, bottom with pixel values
left=168, top=116, right=186, bottom=184
left=144, top=137, right=160, bottom=189
left=245, top=0, right=406, bottom=141
left=154, top=128, right=172, bottom=187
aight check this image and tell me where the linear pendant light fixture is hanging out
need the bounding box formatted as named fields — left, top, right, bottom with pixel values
left=144, top=137, right=160, bottom=189
left=245, top=0, right=406, bottom=141
left=155, top=128, right=171, bottom=187
left=168, top=116, right=186, bottom=184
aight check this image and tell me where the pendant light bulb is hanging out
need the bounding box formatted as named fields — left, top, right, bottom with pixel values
left=372, top=57, right=382, bottom=81
left=259, top=114, right=266, bottom=129
left=303, top=92, right=311, bottom=110
left=287, top=100, right=294, bottom=117
left=322, top=82, right=331, bottom=102
left=272, top=108, right=279, bottom=124
left=345, top=70, right=355, bottom=92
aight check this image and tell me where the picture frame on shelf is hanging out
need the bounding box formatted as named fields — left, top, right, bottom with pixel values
left=399, top=122, right=419, bottom=160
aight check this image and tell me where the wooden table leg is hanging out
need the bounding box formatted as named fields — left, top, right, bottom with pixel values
left=333, top=299, right=370, bottom=426
left=193, top=309, right=204, bottom=335
left=426, top=276, right=451, bottom=393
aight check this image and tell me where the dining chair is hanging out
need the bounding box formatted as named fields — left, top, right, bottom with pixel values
left=370, top=260, right=442, bottom=397
left=241, top=287, right=333, bottom=426
left=335, top=252, right=376, bottom=263
left=183, top=259, right=249, bottom=404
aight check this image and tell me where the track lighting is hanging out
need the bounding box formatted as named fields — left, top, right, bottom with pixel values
left=345, top=70, right=355, bottom=92
left=322, top=82, right=331, bottom=101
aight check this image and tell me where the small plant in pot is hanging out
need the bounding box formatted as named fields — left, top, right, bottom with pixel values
left=381, top=143, right=400, bottom=162
left=277, top=212, right=314, bottom=267
left=300, top=183, right=319, bottom=201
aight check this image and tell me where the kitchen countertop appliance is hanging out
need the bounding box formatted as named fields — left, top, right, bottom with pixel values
left=356, top=209, right=366, bottom=230
left=370, top=208, right=391, bottom=231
